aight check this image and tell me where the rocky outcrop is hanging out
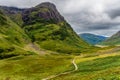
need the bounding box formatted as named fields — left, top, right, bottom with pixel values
left=22, top=2, right=65, bottom=25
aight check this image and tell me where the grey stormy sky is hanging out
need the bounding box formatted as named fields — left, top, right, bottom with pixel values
left=0, top=0, right=120, bottom=36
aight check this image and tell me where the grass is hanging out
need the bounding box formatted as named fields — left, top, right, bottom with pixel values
left=0, top=10, right=32, bottom=58
left=1, top=49, right=120, bottom=80
left=55, top=52, right=120, bottom=80
left=99, top=32, right=120, bottom=46
left=76, top=52, right=120, bottom=63
left=0, top=54, right=74, bottom=80
left=24, top=21, right=98, bottom=54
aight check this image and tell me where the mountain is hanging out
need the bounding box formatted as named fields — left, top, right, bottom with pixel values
left=100, top=31, right=120, bottom=46
left=79, top=33, right=107, bottom=45
left=0, top=10, right=31, bottom=59
left=0, top=6, right=26, bottom=26
left=0, top=2, right=96, bottom=55
left=22, top=2, right=91, bottom=54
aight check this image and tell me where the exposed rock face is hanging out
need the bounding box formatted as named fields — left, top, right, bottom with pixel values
left=22, top=2, right=65, bottom=25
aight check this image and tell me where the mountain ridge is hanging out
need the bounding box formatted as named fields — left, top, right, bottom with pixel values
left=100, top=31, right=120, bottom=46
left=79, top=33, right=107, bottom=45
left=0, top=6, right=26, bottom=26
left=22, top=2, right=65, bottom=25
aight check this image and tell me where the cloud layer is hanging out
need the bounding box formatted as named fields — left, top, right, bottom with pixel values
left=0, top=0, right=120, bottom=36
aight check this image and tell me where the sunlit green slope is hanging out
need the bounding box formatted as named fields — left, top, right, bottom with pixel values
left=0, top=10, right=31, bottom=58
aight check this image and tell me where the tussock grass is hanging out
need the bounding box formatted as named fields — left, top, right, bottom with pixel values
left=0, top=55, right=73, bottom=80
left=55, top=52, right=120, bottom=80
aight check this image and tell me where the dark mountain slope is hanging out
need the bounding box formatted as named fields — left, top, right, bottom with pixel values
left=79, top=33, right=107, bottom=45
left=22, top=2, right=91, bottom=54
left=100, top=31, right=120, bottom=46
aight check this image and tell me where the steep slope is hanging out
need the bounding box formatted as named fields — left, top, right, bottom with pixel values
left=79, top=33, right=107, bottom=45
left=0, top=10, right=31, bottom=59
left=22, top=2, right=91, bottom=54
left=100, top=31, right=120, bottom=46
left=0, top=6, right=25, bottom=26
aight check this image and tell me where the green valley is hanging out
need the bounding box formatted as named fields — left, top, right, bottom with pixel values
left=0, top=1, right=120, bottom=80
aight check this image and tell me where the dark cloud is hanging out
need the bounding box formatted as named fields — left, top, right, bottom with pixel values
left=107, top=9, right=120, bottom=19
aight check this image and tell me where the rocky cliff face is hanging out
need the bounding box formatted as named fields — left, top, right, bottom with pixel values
left=22, top=2, right=65, bottom=25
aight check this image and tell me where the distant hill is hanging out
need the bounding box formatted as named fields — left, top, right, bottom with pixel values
left=100, top=31, right=120, bottom=46
left=79, top=33, right=107, bottom=45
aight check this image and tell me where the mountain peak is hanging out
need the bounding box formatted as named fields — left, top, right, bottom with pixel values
left=36, top=2, right=56, bottom=8
left=22, top=2, right=64, bottom=25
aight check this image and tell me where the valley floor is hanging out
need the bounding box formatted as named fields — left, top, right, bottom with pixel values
left=55, top=52, right=120, bottom=80
left=0, top=49, right=120, bottom=80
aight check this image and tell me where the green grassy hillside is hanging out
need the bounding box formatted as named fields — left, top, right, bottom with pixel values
left=0, top=10, right=31, bottom=59
left=100, top=31, right=120, bottom=46
left=0, top=6, right=24, bottom=26
left=55, top=52, right=120, bottom=80
left=24, top=22, right=92, bottom=54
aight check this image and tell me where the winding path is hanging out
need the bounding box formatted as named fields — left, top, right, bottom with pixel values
left=72, top=59, right=78, bottom=71
left=42, top=58, right=78, bottom=80
left=42, top=52, right=120, bottom=80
